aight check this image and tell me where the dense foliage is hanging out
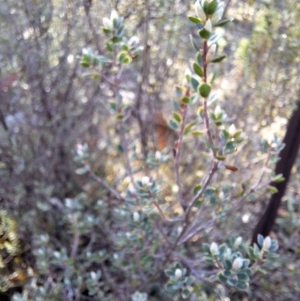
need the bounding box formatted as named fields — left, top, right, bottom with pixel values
left=0, top=0, right=300, bottom=300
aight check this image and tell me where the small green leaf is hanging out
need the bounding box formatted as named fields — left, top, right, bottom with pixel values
left=205, top=0, right=218, bottom=14
left=109, top=102, right=117, bottom=111
left=193, top=62, right=204, bottom=77
left=221, top=129, right=230, bottom=141
left=117, top=51, right=127, bottom=62
left=199, top=83, right=211, bottom=98
left=98, top=56, right=112, bottom=63
left=210, top=55, right=227, bottom=63
left=183, top=122, right=195, bottom=135
left=80, top=62, right=90, bottom=68
left=173, top=112, right=181, bottom=122
left=106, top=42, right=113, bottom=52
left=92, top=57, right=99, bottom=67
left=175, top=85, right=185, bottom=96
left=195, top=52, right=202, bottom=66
left=191, top=130, right=203, bottom=136
left=123, top=56, right=132, bottom=64
left=188, top=16, right=202, bottom=24
left=191, top=77, right=199, bottom=91
left=207, top=92, right=218, bottom=105
left=168, top=119, right=179, bottom=130
left=224, top=260, right=232, bottom=270
left=270, top=240, right=279, bottom=252
left=208, top=33, right=223, bottom=46
left=75, top=166, right=89, bottom=175
left=204, top=187, right=215, bottom=197
left=181, top=288, right=191, bottom=299
left=181, top=97, right=190, bottom=104
left=122, top=44, right=129, bottom=51
left=199, top=28, right=211, bottom=40
left=233, top=130, right=242, bottom=139
left=203, top=243, right=210, bottom=253
left=223, top=141, right=236, bottom=154
left=190, top=34, right=199, bottom=51
left=218, top=272, right=227, bottom=284
left=193, top=184, right=202, bottom=195
left=271, top=174, right=285, bottom=183
left=235, top=282, right=249, bottom=291
left=257, top=234, right=264, bottom=247
left=267, top=185, right=278, bottom=194
left=215, top=18, right=234, bottom=27
left=227, top=277, right=237, bottom=287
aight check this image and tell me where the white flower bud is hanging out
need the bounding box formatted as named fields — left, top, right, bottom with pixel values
left=195, top=1, right=206, bottom=21
left=141, top=176, right=151, bottom=186
left=234, top=236, right=243, bottom=248
left=133, top=211, right=140, bottom=222
left=65, top=198, right=73, bottom=208
left=110, top=10, right=119, bottom=21
left=262, top=236, right=271, bottom=251
left=210, top=242, right=219, bottom=255
left=232, top=257, right=243, bottom=270
left=103, top=17, right=113, bottom=30
left=155, top=151, right=162, bottom=161
left=177, top=226, right=183, bottom=235
left=128, top=36, right=139, bottom=47
left=90, top=271, right=97, bottom=280
left=204, top=19, right=213, bottom=32
left=228, top=124, right=237, bottom=136
left=214, top=105, right=222, bottom=115
left=175, top=268, right=182, bottom=279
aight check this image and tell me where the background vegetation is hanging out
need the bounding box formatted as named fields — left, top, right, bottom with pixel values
left=0, top=0, right=300, bottom=300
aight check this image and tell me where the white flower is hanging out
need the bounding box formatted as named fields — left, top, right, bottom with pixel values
left=103, top=17, right=113, bottom=30
left=234, top=236, right=243, bottom=248
left=210, top=242, right=219, bottom=255
left=90, top=271, right=97, bottom=280
left=228, top=124, right=237, bottom=136
left=131, top=291, right=148, bottom=301
left=141, top=176, right=151, bottom=186
left=128, top=36, right=139, bottom=47
left=177, top=226, right=183, bottom=235
left=204, top=19, right=213, bottom=32
left=155, top=151, right=162, bottom=161
left=232, top=257, right=243, bottom=270
left=175, top=268, right=183, bottom=279
left=214, top=105, right=222, bottom=115
left=110, top=10, right=119, bottom=21
left=262, top=236, right=271, bottom=251
left=65, top=198, right=73, bottom=208
left=133, top=212, right=140, bottom=222
left=195, top=1, right=206, bottom=21
left=211, top=5, right=224, bottom=24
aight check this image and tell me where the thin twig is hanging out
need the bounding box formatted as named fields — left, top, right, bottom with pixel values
left=87, top=165, right=126, bottom=202
left=70, top=214, right=80, bottom=260
left=153, top=201, right=183, bottom=223
left=174, top=104, right=188, bottom=207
